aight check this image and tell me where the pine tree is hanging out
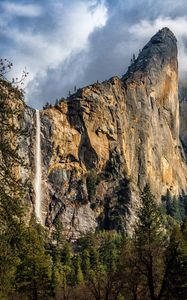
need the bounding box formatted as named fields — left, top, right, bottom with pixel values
left=60, top=242, right=75, bottom=299
left=134, top=184, right=167, bottom=300
left=82, top=249, right=91, bottom=274
left=171, top=196, right=182, bottom=221
left=74, top=254, right=84, bottom=285
left=53, top=216, right=64, bottom=247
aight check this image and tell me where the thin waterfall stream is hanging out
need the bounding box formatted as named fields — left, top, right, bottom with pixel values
left=34, top=109, right=42, bottom=223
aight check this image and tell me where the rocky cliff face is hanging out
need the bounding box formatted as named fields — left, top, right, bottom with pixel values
left=179, top=84, right=187, bottom=151
left=18, top=28, right=187, bottom=239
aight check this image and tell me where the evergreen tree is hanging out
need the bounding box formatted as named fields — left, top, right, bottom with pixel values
left=133, top=53, right=136, bottom=62
left=55, top=99, right=59, bottom=107
left=182, top=217, right=187, bottom=240
left=51, top=253, right=64, bottom=299
left=74, top=254, right=84, bottom=285
left=60, top=242, right=75, bottom=299
left=81, top=249, right=91, bottom=274
left=134, top=184, right=167, bottom=300
left=53, top=216, right=64, bottom=247
left=171, top=196, right=182, bottom=221
left=165, top=189, right=173, bottom=215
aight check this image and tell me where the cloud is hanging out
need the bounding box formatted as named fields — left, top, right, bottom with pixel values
left=1, top=2, right=42, bottom=18
left=0, top=0, right=108, bottom=107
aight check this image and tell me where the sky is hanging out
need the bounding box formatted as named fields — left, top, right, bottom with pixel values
left=1, top=0, right=187, bottom=108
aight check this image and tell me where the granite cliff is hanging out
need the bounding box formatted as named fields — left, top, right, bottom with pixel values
left=13, top=28, right=187, bottom=238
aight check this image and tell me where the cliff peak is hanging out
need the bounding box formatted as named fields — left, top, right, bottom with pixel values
left=151, top=27, right=176, bottom=42
left=122, top=27, right=177, bottom=82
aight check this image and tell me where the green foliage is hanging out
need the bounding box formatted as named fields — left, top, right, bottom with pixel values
left=182, top=218, right=187, bottom=239
left=15, top=219, right=52, bottom=299
left=98, top=175, right=131, bottom=232
left=76, top=231, right=125, bottom=300
left=73, top=254, right=84, bottom=285
left=164, top=224, right=187, bottom=299
left=53, top=216, right=64, bottom=246
left=135, top=185, right=165, bottom=244
left=133, top=185, right=168, bottom=299
left=0, top=60, right=28, bottom=299
left=116, top=294, right=125, bottom=300
left=0, top=234, right=20, bottom=299
left=51, top=254, right=63, bottom=296
left=43, top=101, right=52, bottom=109
left=86, top=169, right=98, bottom=201
left=161, top=190, right=187, bottom=223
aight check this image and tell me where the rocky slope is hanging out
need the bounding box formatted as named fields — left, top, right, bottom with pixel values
left=18, top=28, right=187, bottom=239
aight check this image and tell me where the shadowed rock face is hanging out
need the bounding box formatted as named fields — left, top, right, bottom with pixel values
left=179, top=84, right=187, bottom=152
left=16, top=28, right=187, bottom=238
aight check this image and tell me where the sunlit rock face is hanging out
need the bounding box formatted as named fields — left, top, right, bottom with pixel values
left=121, top=27, right=186, bottom=197
left=14, top=28, right=187, bottom=238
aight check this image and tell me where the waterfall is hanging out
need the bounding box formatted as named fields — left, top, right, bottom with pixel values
left=34, top=109, right=42, bottom=223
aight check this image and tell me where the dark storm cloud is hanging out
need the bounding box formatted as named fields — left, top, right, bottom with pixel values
left=1, top=0, right=187, bottom=108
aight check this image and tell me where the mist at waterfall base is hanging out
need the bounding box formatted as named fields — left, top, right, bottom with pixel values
left=34, top=109, right=43, bottom=223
